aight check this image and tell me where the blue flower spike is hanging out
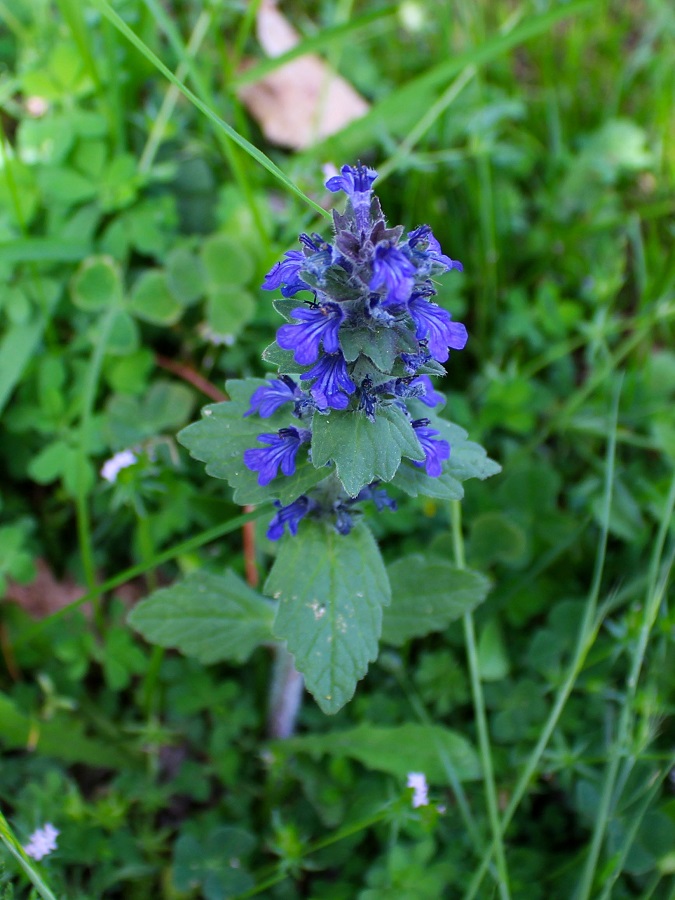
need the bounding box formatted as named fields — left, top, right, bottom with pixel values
left=244, top=161, right=468, bottom=536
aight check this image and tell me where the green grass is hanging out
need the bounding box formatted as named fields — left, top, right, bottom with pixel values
left=0, top=0, right=673, bottom=896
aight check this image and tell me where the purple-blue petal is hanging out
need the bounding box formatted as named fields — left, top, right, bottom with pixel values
left=412, top=423, right=451, bottom=477
left=245, top=378, right=297, bottom=418
left=407, top=227, right=463, bottom=273
left=326, top=164, right=378, bottom=232
left=243, top=428, right=308, bottom=486
left=267, top=495, right=312, bottom=540
left=408, top=296, right=468, bottom=362
left=276, top=304, right=344, bottom=366
left=300, top=352, right=356, bottom=410
left=409, top=375, right=445, bottom=408
left=262, top=250, right=307, bottom=292
left=370, top=244, right=416, bottom=306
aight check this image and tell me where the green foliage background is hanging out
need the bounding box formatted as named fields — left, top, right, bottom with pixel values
left=0, top=0, right=673, bottom=897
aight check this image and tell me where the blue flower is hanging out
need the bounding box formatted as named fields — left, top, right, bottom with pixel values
left=243, top=427, right=311, bottom=486
left=409, top=375, right=445, bottom=408
left=370, top=244, right=417, bottom=306
left=411, top=418, right=450, bottom=477
left=400, top=349, right=432, bottom=374
left=333, top=503, right=356, bottom=535
left=276, top=302, right=344, bottom=366
left=407, top=295, right=468, bottom=362
left=267, top=495, right=313, bottom=540
left=245, top=376, right=299, bottom=418
left=262, top=250, right=310, bottom=297
left=325, top=163, right=378, bottom=232
left=408, top=225, right=463, bottom=273
left=357, top=375, right=378, bottom=421
left=356, top=483, right=397, bottom=512
left=300, top=352, right=356, bottom=410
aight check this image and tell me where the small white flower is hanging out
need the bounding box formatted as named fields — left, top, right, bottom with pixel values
left=26, top=96, right=49, bottom=117
left=407, top=771, right=429, bottom=808
left=101, top=449, right=137, bottom=483
left=24, top=823, right=59, bottom=861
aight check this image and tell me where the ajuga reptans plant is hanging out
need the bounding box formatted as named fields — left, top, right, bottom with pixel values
left=147, top=164, right=501, bottom=715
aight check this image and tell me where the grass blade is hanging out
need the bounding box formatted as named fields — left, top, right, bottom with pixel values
left=88, top=0, right=330, bottom=218
left=463, top=375, right=623, bottom=900
left=0, top=809, right=59, bottom=900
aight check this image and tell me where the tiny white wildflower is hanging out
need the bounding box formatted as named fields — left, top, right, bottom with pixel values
left=23, top=823, right=59, bottom=861
left=101, top=449, right=137, bottom=483
left=407, top=771, right=429, bottom=809
left=26, top=96, right=49, bottom=117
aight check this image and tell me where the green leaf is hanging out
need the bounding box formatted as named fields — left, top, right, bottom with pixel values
left=393, top=417, right=501, bottom=498
left=70, top=255, right=122, bottom=310
left=177, top=379, right=325, bottom=505
left=37, top=166, right=97, bottom=205
left=0, top=692, right=128, bottom=768
left=96, top=309, right=139, bottom=356
left=201, top=233, right=254, bottom=286
left=205, top=287, right=255, bottom=340
left=477, top=618, right=511, bottom=681
left=266, top=521, right=390, bottom=714
left=381, top=556, right=490, bottom=646
left=128, top=270, right=183, bottom=324
left=272, top=297, right=307, bottom=321
left=106, top=381, right=194, bottom=447
left=279, top=723, right=480, bottom=782
left=0, top=238, right=91, bottom=264
left=173, top=827, right=255, bottom=898
left=262, top=340, right=304, bottom=372
left=447, top=440, right=502, bottom=482
left=393, top=462, right=465, bottom=500
left=166, top=246, right=206, bottom=305
left=339, top=324, right=416, bottom=371
left=311, top=405, right=423, bottom=498
left=129, top=569, right=274, bottom=664
left=468, top=512, right=529, bottom=568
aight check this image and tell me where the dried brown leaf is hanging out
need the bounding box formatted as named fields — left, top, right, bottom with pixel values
left=237, top=0, right=369, bottom=150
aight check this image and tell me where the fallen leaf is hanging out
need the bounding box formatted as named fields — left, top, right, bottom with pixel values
left=237, top=0, right=369, bottom=149
left=5, top=558, right=88, bottom=619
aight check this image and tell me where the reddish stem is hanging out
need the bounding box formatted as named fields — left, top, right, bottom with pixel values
left=154, top=354, right=258, bottom=585
left=155, top=354, right=228, bottom=402
left=243, top=505, right=259, bottom=587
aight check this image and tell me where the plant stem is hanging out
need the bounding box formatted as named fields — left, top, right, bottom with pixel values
left=452, top=500, right=511, bottom=900
left=267, top=643, right=304, bottom=739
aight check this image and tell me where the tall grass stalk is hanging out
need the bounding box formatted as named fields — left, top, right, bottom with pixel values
left=0, top=809, right=58, bottom=900
left=575, top=472, right=675, bottom=899
left=90, top=0, right=329, bottom=218
left=452, top=501, right=511, bottom=899
left=138, top=10, right=212, bottom=174
left=139, top=0, right=270, bottom=249
left=463, top=376, right=623, bottom=899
